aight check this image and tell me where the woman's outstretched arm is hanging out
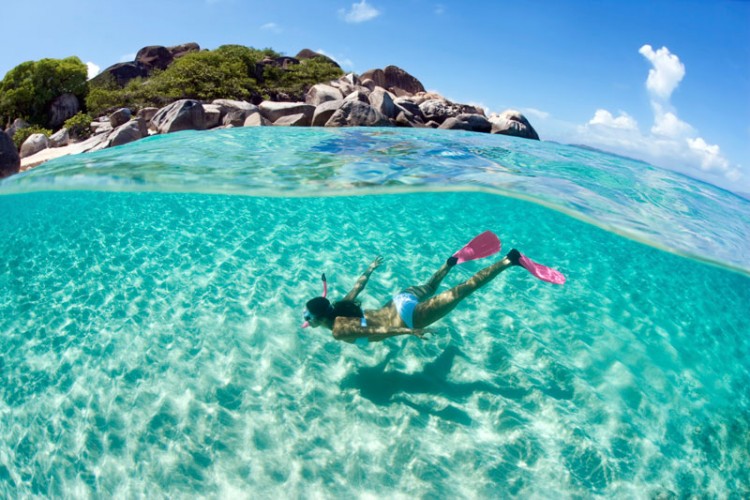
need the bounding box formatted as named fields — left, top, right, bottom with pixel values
left=343, top=255, right=383, bottom=302
left=332, top=317, right=431, bottom=343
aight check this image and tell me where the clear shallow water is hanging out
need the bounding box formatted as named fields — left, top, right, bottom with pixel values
left=5, top=128, right=750, bottom=274
left=1, top=128, right=749, bottom=497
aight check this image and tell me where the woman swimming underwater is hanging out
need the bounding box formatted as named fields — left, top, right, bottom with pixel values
left=301, top=231, right=565, bottom=344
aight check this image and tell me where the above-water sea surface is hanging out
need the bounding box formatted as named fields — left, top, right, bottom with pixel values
left=1, top=128, right=748, bottom=497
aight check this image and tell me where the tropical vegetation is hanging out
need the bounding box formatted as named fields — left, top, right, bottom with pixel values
left=1, top=44, right=344, bottom=133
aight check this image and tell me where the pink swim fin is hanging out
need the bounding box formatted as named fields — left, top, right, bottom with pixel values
left=518, top=253, right=566, bottom=285
left=452, top=231, right=502, bottom=264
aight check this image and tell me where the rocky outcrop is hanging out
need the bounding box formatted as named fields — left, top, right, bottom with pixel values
left=259, top=102, right=315, bottom=124
left=325, top=101, right=391, bottom=127
left=369, top=88, right=396, bottom=118
left=489, top=110, right=539, bottom=140
left=295, top=49, right=341, bottom=69
left=92, top=43, right=200, bottom=88
left=212, top=99, right=259, bottom=127
left=312, top=100, right=344, bottom=126
left=108, top=118, right=148, bottom=147
left=10, top=53, right=541, bottom=175
left=5, top=119, right=29, bottom=139
left=20, top=134, right=49, bottom=158
left=49, top=128, right=69, bottom=148
left=274, top=113, right=311, bottom=127
left=137, top=107, right=159, bottom=122
left=48, top=93, right=80, bottom=129
left=361, top=65, right=426, bottom=96
left=244, top=111, right=271, bottom=127
left=150, top=99, right=206, bottom=134
left=109, top=108, right=132, bottom=128
left=203, top=105, right=223, bottom=129
left=439, top=113, right=492, bottom=133
left=135, top=46, right=174, bottom=72
left=305, top=84, right=343, bottom=106
left=0, top=131, right=20, bottom=178
left=91, top=119, right=113, bottom=136
left=168, top=43, right=200, bottom=60
left=90, top=61, right=148, bottom=87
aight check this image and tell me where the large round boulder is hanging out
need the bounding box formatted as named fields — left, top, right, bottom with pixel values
left=212, top=99, right=259, bottom=127
left=135, top=46, right=174, bottom=71
left=168, top=43, right=200, bottom=60
left=49, top=128, right=70, bottom=148
left=295, top=49, right=341, bottom=69
left=419, top=99, right=453, bottom=124
left=361, top=65, right=425, bottom=95
left=438, top=114, right=492, bottom=133
left=305, top=84, right=343, bottom=106
left=109, top=108, right=132, bottom=128
left=489, top=110, right=540, bottom=140
left=20, top=133, right=49, bottom=158
left=5, top=119, right=29, bottom=139
left=312, top=100, right=344, bottom=127
left=368, top=88, right=396, bottom=119
left=0, top=131, right=20, bottom=178
left=108, top=118, right=148, bottom=147
left=90, top=61, right=148, bottom=87
left=325, top=100, right=392, bottom=127
left=259, top=102, right=315, bottom=123
left=48, top=93, right=80, bottom=129
left=150, top=99, right=206, bottom=134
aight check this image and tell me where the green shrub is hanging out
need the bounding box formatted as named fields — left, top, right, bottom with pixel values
left=63, top=112, right=93, bottom=139
left=13, top=125, right=52, bottom=150
left=0, top=57, right=88, bottom=128
left=147, top=50, right=257, bottom=102
left=262, top=57, right=344, bottom=100
left=86, top=75, right=161, bottom=117
left=83, top=45, right=344, bottom=115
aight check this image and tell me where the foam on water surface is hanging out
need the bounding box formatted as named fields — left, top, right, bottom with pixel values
left=0, top=128, right=749, bottom=496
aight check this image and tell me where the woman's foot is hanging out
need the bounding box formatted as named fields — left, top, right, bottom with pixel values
left=507, top=248, right=521, bottom=266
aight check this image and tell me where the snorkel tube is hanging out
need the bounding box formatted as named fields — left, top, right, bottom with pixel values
left=301, top=273, right=327, bottom=328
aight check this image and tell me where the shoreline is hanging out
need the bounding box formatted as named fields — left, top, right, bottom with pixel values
left=7, top=70, right=540, bottom=177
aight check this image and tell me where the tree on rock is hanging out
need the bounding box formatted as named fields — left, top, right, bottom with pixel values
left=0, top=57, right=88, bottom=129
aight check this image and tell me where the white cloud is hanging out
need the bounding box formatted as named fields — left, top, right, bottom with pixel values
left=339, top=0, right=380, bottom=23
left=687, top=137, right=730, bottom=171
left=639, top=44, right=685, bottom=100
left=522, top=107, right=550, bottom=121
left=588, top=109, right=638, bottom=130
left=261, top=22, right=282, bottom=34
left=119, top=53, right=136, bottom=63
left=564, top=44, right=740, bottom=188
left=649, top=101, right=693, bottom=137
left=86, top=62, right=100, bottom=80
left=651, top=110, right=693, bottom=138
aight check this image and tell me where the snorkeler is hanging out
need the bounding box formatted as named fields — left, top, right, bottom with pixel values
left=301, top=231, right=565, bottom=344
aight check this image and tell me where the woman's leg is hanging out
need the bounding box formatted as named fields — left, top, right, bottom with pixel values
left=411, top=250, right=519, bottom=328
left=403, top=257, right=457, bottom=300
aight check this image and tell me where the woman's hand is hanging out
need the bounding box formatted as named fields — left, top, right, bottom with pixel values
left=410, top=328, right=435, bottom=340
left=368, top=255, right=383, bottom=273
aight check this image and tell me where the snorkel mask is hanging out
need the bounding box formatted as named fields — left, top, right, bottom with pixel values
left=301, top=273, right=328, bottom=328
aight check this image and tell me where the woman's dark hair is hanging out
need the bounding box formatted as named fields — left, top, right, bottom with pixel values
left=331, top=300, right=363, bottom=320
left=306, top=297, right=332, bottom=318
left=305, top=297, right=362, bottom=321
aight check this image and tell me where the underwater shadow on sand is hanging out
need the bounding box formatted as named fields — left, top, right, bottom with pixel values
left=341, top=345, right=529, bottom=426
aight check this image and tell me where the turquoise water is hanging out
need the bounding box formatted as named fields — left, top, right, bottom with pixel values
left=1, top=128, right=749, bottom=497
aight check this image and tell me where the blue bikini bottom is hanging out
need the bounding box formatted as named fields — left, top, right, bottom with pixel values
left=393, top=292, right=419, bottom=329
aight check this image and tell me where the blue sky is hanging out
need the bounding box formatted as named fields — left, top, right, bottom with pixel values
left=3, top=0, right=749, bottom=192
